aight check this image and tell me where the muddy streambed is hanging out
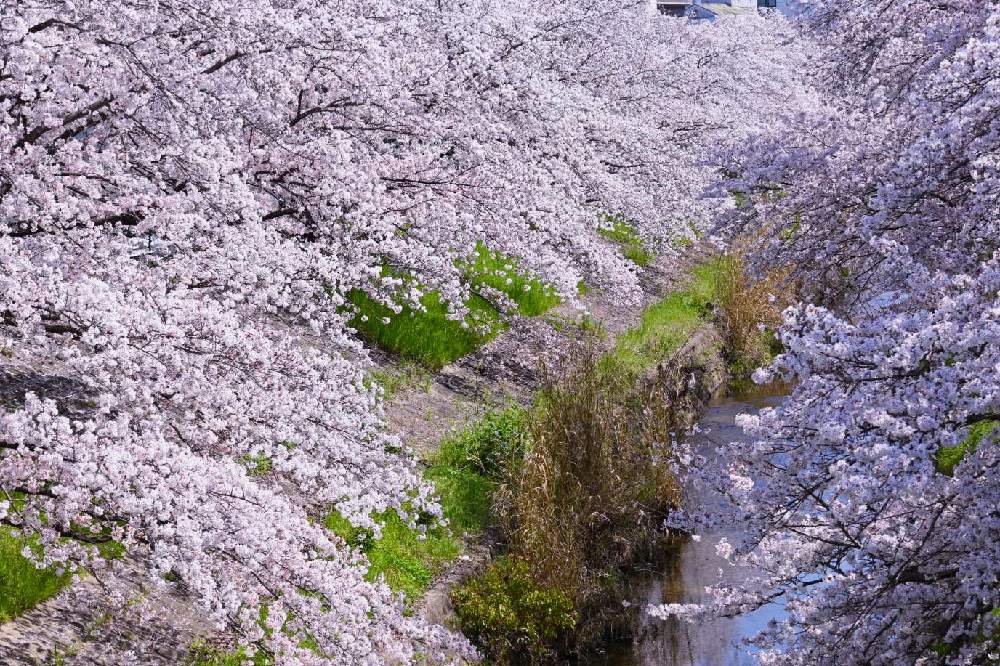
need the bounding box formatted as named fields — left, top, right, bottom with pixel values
left=586, top=384, right=787, bottom=666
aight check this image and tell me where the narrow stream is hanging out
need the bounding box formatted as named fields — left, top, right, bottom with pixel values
left=586, top=384, right=787, bottom=666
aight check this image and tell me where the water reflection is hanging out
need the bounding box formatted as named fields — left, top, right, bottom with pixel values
left=588, top=384, right=787, bottom=666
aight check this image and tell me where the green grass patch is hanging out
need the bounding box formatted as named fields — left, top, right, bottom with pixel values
left=467, top=244, right=561, bottom=317
left=603, top=260, right=720, bottom=377
left=425, top=463, right=493, bottom=536
left=349, top=246, right=559, bottom=370
left=433, top=407, right=530, bottom=483
left=320, top=408, right=531, bottom=606
left=598, top=218, right=654, bottom=267
left=348, top=289, right=503, bottom=371
left=0, top=526, right=73, bottom=623
left=325, top=509, right=461, bottom=605
left=936, top=419, right=998, bottom=476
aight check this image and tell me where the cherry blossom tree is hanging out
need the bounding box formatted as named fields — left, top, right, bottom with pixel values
left=1, top=0, right=797, bottom=662
left=665, top=2, right=1000, bottom=664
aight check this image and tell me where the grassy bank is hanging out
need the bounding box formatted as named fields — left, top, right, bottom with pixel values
left=348, top=289, right=503, bottom=371
left=447, top=261, right=724, bottom=663
left=325, top=509, right=461, bottom=606
left=606, top=260, right=717, bottom=377
left=319, top=407, right=534, bottom=613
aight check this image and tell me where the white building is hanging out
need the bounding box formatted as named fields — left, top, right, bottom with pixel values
left=653, top=0, right=799, bottom=19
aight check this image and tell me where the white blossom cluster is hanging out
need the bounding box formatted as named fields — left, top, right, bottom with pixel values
left=665, top=2, right=1000, bottom=664
left=0, top=0, right=798, bottom=662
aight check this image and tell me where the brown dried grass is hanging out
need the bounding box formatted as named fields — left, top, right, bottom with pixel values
left=497, top=346, right=687, bottom=604
left=713, top=251, right=794, bottom=375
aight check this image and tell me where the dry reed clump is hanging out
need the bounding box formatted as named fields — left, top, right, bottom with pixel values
left=498, top=346, right=688, bottom=606
left=713, top=251, right=794, bottom=376
left=452, top=338, right=718, bottom=662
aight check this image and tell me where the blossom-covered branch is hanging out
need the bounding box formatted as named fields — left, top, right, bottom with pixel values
left=670, top=2, right=1000, bottom=663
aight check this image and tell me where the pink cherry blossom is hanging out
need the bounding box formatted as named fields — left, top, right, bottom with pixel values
left=667, top=3, right=1000, bottom=664
left=1, top=1, right=800, bottom=661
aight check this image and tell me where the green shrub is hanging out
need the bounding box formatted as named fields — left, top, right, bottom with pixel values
left=0, top=526, right=73, bottom=622
left=598, top=218, right=654, bottom=267
left=434, top=407, right=530, bottom=482
left=428, top=409, right=530, bottom=532
left=324, top=509, right=460, bottom=605
left=451, top=557, right=577, bottom=664
left=426, top=407, right=531, bottom=533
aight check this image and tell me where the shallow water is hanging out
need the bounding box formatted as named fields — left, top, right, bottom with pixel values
left=586, top=385, right=787, bottom=666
